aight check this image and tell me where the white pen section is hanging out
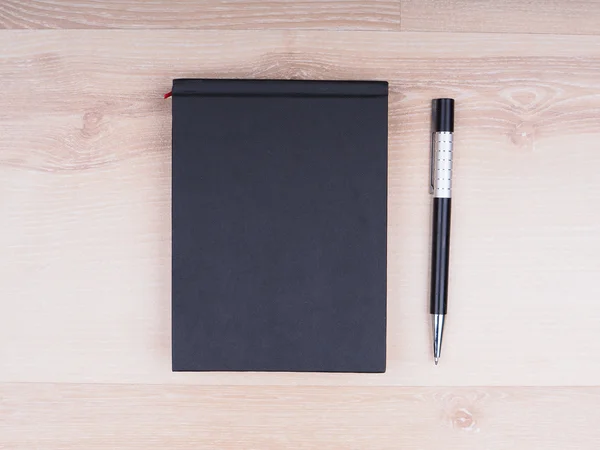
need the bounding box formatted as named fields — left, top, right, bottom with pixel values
left=432, top=132, right=453, bottom=198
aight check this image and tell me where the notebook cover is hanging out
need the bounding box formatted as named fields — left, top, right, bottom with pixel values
left=172, top=79, right=388, bottom=372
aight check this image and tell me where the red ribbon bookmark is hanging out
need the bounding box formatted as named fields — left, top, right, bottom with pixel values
left=164, top=91, right=172, bottom=99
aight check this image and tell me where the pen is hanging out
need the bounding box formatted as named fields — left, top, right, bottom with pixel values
left=429, top=98, right=454, bottom=365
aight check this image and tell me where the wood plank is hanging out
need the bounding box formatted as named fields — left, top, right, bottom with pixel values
left=1, top=383, right=599, bottom=449
left=401, top=0, right=600, bottom=35
left=1, top=30, right=600, bottom=386
left=0, top=0, right=400, bottom=30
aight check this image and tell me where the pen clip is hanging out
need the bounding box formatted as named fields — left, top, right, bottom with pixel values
left=429, top=132, right=435, bottom=194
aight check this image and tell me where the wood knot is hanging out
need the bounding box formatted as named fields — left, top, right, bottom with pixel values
left=81, top=109, right=104, bottom=137
left=439, top=393, right=482, bottom=433
left=510, top=121, right=536, bottom=150
left=451, top=407, right=478, bottom=432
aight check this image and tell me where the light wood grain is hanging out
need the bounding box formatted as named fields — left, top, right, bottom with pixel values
left=1, top=30, right=600, bottom=386
left=2, top=1, right=600, bottom=447
left=0, top=0, right=400, bottom=30
left=1, top=383, right=599, bottom=449
left=401, top=0, right=600, bottom=35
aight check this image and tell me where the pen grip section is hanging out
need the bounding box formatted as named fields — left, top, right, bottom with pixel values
left=430, top=197, right=451, bottom=315
left=431, top=132, right=453, bottom=198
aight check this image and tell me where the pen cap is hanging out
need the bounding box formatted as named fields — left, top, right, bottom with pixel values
left=433, top=98, right=454, bottom=132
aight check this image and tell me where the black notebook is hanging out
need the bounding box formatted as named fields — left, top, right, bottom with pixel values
left=171, top=79, right=388, bottom=372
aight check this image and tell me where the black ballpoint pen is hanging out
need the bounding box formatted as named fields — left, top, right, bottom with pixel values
left=429, top=98, right=454, bottom=365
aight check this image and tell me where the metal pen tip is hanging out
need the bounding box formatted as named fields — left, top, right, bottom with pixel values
left=432, top=314, right=445, bottom=367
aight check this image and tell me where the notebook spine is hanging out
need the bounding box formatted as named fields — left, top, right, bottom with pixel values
left=171, top=79, right=388, bottom=98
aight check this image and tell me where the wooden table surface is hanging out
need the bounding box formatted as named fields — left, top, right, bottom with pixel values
left=2, top=1, right=600, bottom=448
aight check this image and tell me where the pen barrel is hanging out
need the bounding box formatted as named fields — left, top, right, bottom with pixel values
left=430, top=98, right=454, bottom=317
left=430, top=197, right=451, bottom=315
